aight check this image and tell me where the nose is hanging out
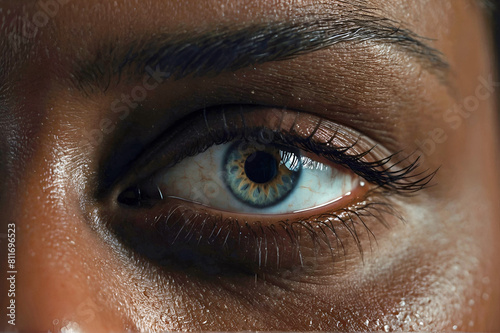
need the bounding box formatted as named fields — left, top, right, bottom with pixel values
left=0, top=125, right=127, bottom=332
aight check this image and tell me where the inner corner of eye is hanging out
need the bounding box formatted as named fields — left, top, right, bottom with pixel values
left=121, top=138, right=367, bottom=215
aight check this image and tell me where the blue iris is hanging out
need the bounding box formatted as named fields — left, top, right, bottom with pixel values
left=222, top=141, right=302, bottom=208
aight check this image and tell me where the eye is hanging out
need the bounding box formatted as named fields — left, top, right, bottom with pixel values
left=109, top=106, right=432, bottom=274
left=136, top=139, right=362, bottom=214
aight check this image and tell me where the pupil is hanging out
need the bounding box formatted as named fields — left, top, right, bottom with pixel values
left=244, top=151, right=278, bottom=184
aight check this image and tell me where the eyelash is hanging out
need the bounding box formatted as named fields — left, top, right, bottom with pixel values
left=243, top=130, right=435, bottom=195
left=112, top=106, right=434, bottom=275
left=133, top=108, right=435, bottom=197
left=143, top=195, right=400, bottom=274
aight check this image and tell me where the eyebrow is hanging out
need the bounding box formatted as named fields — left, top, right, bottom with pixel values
left=73, top=15, right=449, bottom=93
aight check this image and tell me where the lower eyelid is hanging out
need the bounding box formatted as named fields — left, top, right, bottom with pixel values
left=104, top=184, right=397, bottom=277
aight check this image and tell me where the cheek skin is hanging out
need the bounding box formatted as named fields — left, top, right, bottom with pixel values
left=365, top=201, right=499, bottom=331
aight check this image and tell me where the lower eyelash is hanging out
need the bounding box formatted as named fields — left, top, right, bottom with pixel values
left=116, top=190, right=403, bottom=276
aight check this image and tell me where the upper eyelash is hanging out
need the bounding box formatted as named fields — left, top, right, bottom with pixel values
left=168, top=122, right=436, bottom=197
left=194, top=107, right=437, bottom=195
left=118, top=126, right=435, bottom=209
left=270, top=131, right=438, bottom=195
left=112, top=106, right=436, bottom=202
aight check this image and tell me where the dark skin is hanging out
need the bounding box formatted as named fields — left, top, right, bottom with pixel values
left=0, top=0, right=499, bottom=331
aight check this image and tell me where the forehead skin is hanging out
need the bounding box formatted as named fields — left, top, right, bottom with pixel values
left=0, top=0, right=499, bottom=332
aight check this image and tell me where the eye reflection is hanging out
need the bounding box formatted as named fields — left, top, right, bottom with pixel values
left=140, top=138, right=360, bottom=214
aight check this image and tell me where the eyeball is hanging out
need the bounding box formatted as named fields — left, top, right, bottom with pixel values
left=142, top=140, right=362, bottom=214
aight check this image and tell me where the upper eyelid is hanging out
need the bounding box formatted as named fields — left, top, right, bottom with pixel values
left=88, top=47, right=445, bottom=162
left=108, top=107, right=434, bottom=206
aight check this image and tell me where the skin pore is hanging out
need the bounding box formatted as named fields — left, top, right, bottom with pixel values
left=0, top=0, right=499, bottom=331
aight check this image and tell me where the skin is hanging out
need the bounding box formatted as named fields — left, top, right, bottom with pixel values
left=0, top=0, right=499, bottom=331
